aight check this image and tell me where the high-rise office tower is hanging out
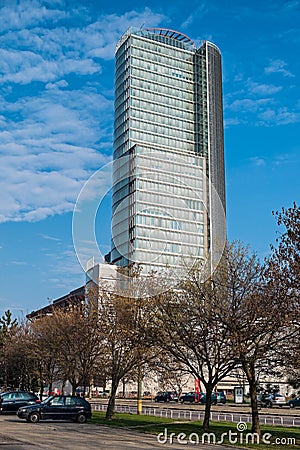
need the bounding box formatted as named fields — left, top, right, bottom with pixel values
left=108, top=28, right=226, bottom=276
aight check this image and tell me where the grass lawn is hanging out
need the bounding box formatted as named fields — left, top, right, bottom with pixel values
left=90, top=411, right=299, bottom=449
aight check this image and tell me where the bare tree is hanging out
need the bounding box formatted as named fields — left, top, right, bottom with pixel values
left=150, top=355, right=191, bottom=398
left=0, top=310, right=18, bottom=389
left=51, top=302, right=103, bottom=396
left=28, top=315, right=61, bottom=398
left=218, top=241, right=298, bottom=435
left=265, top=203, right=300, bottom=393
left=152, top=264, right=239, bottom=430
left=269, top=202, right=300, bottom=291
left=92, top=283, right=153, bottom=420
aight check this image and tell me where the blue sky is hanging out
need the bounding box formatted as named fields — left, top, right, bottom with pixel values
left=0, top=0, right=299, bottom=319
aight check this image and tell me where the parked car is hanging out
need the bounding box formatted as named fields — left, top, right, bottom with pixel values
left=288, top=397, right=300, bottom=408
left=258, top=393, right=286, bottom=408
left=0, top=391, right=40, bottom=414
left=17, top=395, right=92, bottom=423
left=272, top=394, right=286, bottom=407
left=216, top=392, right=227, bottom=404
left=199, top=392, right=218, bottom=405
left=179, top=391, right=223, bottom=405
left=154, top=391, right=177, bottom=402
left=179, top=392, right=197, bottom=403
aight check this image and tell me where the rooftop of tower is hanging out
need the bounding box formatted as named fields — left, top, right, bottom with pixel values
left=116, top=27, right=196, bottom=52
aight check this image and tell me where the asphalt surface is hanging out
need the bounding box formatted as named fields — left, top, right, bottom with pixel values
left=0, top=416, right=243, bottom=450
left=0, top=402, right=298, bottom=449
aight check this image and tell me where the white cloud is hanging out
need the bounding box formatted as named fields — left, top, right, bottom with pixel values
left=247, top=79, right=282, bottom=95
left=274, top=153, right=296, bottom=165
left=264, top=59, right=295, bottom=77
left=0, top=3, right=166, bottom=223
left=226, top=97, right=299, bottom=126
left=0, top=87, right=113, bottom=222
left=0, top=48, right=101, bottom=85
left=40, top=233, right=61, bottom=241
left=258, top=107, right=300, bottom=125
left=10, top=260, right=28, bottom=266
left=0, top=0, right=67, bottom=32
left=180, top=3, right=208, bottom=30
left=46, top=246, right=86, bottom=281
left=250, top=157, right=266, bottom=167
left=283, top=1, right=300, bottom=11
left=45, top=79, right=68, bottom=89
left=227, top=98, right=271, bottom=113
left=224, top=117, right=242, bottom=126
left=248, top=152, right=299, bottom=169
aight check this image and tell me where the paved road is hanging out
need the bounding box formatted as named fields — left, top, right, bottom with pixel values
left=0, top=416, right=243, bottom=450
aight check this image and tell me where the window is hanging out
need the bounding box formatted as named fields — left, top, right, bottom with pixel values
left=50, top=396, right=65, bottom=406
left=65, top=396, right=85, bottom=406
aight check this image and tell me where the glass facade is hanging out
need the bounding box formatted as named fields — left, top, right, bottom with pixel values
left=110, top=28, right=226, bottom=274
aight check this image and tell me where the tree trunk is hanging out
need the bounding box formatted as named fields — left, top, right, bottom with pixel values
left=3, top=351, right=8, bottom=390
left=243, top=362, right=261, bottom=435
left=38, top=366, right=44, bottom=401
left=202, top=385, right=214, bottom=430
left=40, top=381, right=44, bottom=401
left=249, top=378, right=261, bottom=435
left=106, top=379, right=119, bottom=420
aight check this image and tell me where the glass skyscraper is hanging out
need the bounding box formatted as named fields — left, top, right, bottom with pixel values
left=108, top=28, right=226, bottom=276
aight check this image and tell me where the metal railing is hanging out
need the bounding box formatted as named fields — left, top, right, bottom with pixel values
left=92, top=403, right=300, bottom=427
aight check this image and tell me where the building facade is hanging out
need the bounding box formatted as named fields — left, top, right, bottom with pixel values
left=108, top=28, right=226, bottom=276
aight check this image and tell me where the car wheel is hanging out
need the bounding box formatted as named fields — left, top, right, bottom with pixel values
left=77, top=413, right=87, bottom=423
left=290, top=403, right=295, bottom=408
left=27, top=412, right=40, bottom=423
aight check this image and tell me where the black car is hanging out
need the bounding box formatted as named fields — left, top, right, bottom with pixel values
left=288, top=397, right=300, bottom=408
left=199, top=392, right=218, bottom=405
left=154, top=391, right=177, bottom=402
left=0, top=391, right=40, bottom=413
left=17, top=395, right=92, bottom=423
left=179, top=392, right=197, bottom=403
left=179, top=391, right=223, bottom=405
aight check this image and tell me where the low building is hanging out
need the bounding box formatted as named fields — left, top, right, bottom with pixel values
left=26, top=286, right=85, bottom=320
